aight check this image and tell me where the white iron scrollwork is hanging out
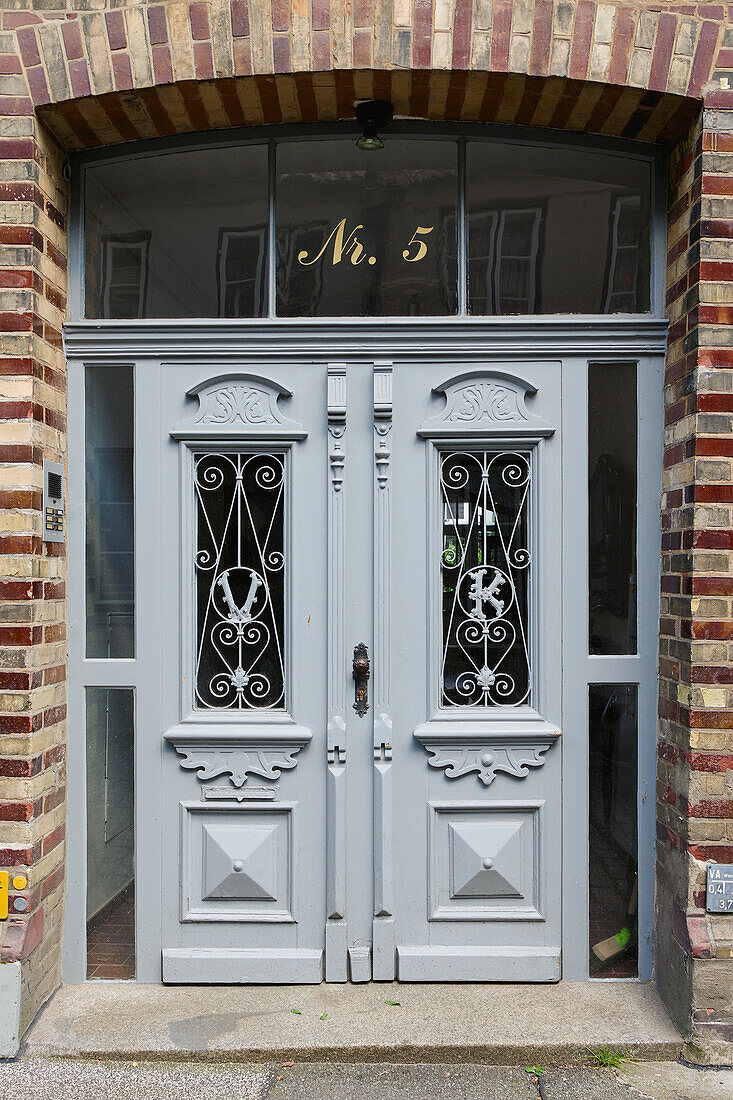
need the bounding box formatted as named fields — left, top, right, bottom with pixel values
left=441, top=450, right=531, bottom=708
left=195, top=451, right=285, bottom=710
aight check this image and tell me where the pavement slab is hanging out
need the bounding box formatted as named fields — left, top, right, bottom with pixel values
left=0, top=1056, right=273, bottom=1100
left=267, top=1062, right=539, bottom=1099
left=622, top=1061, right=733, bottom=1100
left=22, top=981, right=683, bottom=1063
left=543, top=1068, right=641, bottom=1099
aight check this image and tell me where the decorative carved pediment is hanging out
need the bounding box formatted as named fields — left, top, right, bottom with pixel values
left=165, top=725, right=312, bottom=789
left=418, top=371, right=554, bottom=437
left=414, top=723, right=560, bottom=786
left=171, top=373, right=306, bottom=440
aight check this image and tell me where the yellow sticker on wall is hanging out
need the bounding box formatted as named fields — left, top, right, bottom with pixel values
left=0, top=871, right=8, bottom=920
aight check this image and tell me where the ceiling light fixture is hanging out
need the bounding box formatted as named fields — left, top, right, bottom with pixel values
left=355, top=100, right=393, bottom=151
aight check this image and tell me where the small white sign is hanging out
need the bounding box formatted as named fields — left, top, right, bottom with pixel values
left=706, top=864, right=733, bottom=912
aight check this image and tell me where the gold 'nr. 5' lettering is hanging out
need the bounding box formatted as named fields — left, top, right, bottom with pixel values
left=297, top=219, right=435, bottom=267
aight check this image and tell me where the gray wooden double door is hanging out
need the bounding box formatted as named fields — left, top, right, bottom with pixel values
left=150, top=355, right=562, bottom=983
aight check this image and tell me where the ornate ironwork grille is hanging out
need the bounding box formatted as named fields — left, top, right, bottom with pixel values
left=441, top=450, right=531, bottom=707
left=194, top=451, right=286, bottom=710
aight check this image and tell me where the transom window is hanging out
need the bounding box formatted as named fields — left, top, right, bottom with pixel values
left=80, top=130, right=654, bottom=320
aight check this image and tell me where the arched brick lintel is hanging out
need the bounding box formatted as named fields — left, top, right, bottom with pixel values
left=38, top=69, right=702, bottom=151
left=5, top=2, right=731, bottom=150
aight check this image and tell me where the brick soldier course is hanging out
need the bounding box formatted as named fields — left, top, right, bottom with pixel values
left=0, top=0, right=731, bottom=1054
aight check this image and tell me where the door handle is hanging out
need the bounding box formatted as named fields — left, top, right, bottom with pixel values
left=352, top=643, right=370, bottom=717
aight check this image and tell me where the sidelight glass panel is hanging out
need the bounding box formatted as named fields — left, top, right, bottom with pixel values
left=440, top=450, right=531, bottom=707
left=588, top=362, right=637, bottom=654
left=84, top=145, right=268, bottom=318
left=195, top=452, right=286, bottom=710
left=86, top=687, right=135, bottom=979
left=589, top=684, right=638, bottom=978
left=85, top=365, right=134, bottom=658
left=467, top=142, right=651, bottom=315
left=275, top=140, right=458, bottom=316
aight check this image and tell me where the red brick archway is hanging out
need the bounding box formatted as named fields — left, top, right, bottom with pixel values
left=6, top=2, right=725, bottom=148
left=1, top=1, right=732, bottom=1051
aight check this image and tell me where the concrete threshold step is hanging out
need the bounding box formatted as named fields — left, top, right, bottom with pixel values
left=24, top=981, right=683, bottom=1065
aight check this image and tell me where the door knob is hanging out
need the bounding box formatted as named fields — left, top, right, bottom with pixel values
left=352, top=643, right=370, bottom=717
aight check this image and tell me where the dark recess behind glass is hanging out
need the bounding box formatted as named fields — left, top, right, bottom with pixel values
left=588, top=362, right=638, bottom=655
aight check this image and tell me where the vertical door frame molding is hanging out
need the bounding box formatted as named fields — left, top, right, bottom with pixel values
left=372, top=362, right=395, bottom=979
left=326, top=363, right=348, bottom=980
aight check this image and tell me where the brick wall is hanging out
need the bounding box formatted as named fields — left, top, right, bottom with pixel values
left=0, top=0, right=731, bottom=1050
left=0, top=105, right=68, bottom=1036
left=658, top=91, right=733, bottom=1045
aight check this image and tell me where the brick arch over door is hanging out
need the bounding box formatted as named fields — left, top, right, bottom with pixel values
left=6, top=1, right=730, bottom=150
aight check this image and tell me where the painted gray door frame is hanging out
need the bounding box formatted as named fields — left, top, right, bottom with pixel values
left=63, top=317, right=666, bottom=984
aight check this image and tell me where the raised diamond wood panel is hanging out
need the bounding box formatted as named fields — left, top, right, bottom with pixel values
left=203, top=822, right=278, bottom=901
left=429, top=801, right=544, bottom=922
left=449, top=819, right=524, bottom=899
left=180, top=802, right=295, bottom=923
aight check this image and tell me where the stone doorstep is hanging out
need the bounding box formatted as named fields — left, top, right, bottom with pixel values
left=18, top=980, right=684, bottom=1065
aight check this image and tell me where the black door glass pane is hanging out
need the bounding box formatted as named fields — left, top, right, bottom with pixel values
left=85, top=365, right=134, bottom=658
left=589, top=684, right=638, bottom=978
left=275, top=140, right=458, bottom=317
left=589, top=362, right=637, bottom=654
left=467, top=142, right=651, bottom=315
left=441, top=450, right=530, bottom=707
left=85, top=145, right=268, bottom=318
left=195, top=452, right=285, bottom=710
left=86, top=686, right=135, bottom=980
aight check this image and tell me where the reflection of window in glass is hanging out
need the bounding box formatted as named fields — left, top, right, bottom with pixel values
left=467, top=141, right=652, bottom=314
left=440, top=450, right=531, bottom=708
left=100, top=233, right=150, bottom=319
left=588, top=362, right=637, bottom=655
left=589, top=684, right=638, bottom=979
left=604, top=195, right=642, bottom=313
left=86, top=366, right=134, bottom=659
left=467, top=210, right=498, bottom=314
left=94, top=448, right=134, bottom=606
left=276, top=222, right=328, bottom=316
left=85, top=145, right=269, bottom=318
left=217, top=228, right=267, bottom=317
left=87, top=687, right=135, bottom=980
left=443, top=501, right=471, bottom=526
left=495, top=208, right=542, bottom=314
left=467, top=207, right=542, bottom=314
left=195, top=452, right=286, bottom=711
